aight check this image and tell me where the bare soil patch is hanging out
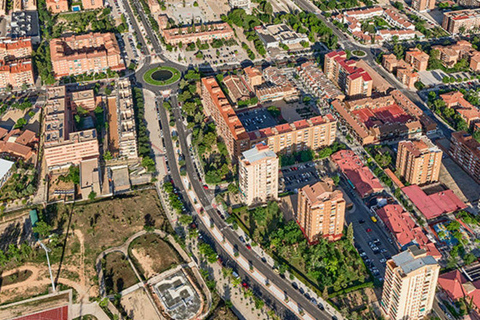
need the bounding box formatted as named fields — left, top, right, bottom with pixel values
left=102, top=252, right=138, bottom=295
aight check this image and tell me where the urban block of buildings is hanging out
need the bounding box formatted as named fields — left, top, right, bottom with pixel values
left=440, top=91, right=480, bottom=128
left=296, top=178, right=346, bottom=242
left=334, top=6, right=420, bottom=44
left=381, top=245, right=440, bottom=320
left=238, top=143, right=279, bottom=206
left=50, top=32, right=125, bottom=78
left=401, top=184, right=467, bottom=220
left=296, top=62, right=345, bottom=101
left=433, top=40, right=480, bottom=72
left=324, top=50, right=373, bottom=98
left=438, top=263, right=480, bottom=319
left=331, top=149, right=383, bottom=197
left=411, top=0, right=435, bottom=12
left=382, top=49, right=429, bottom=89
left=450, top=131, right=480, bottom=184
left=254, top=23, right=308, bottom=49
left=0, top=37, right=32, bottom=60
left=396, top=137, right=442, bottom=185
left=376, top=204, right=441, bottom=259
left=331, top=90, right=436, bottom=145
left=201, top=76, right=336, bottom=159
left=161, top=22, right=234, bottom=46
left=223, top=74, right=255, bottom=105
left=9, top=11, right=41, bottom=44
left=106, top=79, right=138, bottom=160
left=228, top=0, right=251, bottom=13
left=0, top=127, right=38, bottom=163
left=0, top=59, right=34, bottom=88
left=442, top=8, right=480, bottom=34
left=249, top=66, right=299, bottom=102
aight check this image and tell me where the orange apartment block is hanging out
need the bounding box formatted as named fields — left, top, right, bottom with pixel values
left=324, top=50, right=373, bottom=97
left=0, top=38, right=32, bottom=60
left=397, top=67, right=418, bottom=89
left=442, top=8, right=480, bottom=34
left=441, top=91, right=480, bottom=127
left=161, top=22, right=234, bottom=45
left=69, top=90, right=96, bottom=111
left=405, top=48, right=429, bottom=71
left=201, top=77, right=250, bottom=159
left=297, top=179, right=346, bottom=242
left=0, top=59, right=34, bottom=89
left=82, top=0, right=103, bottom=10
left=450, top=131, right=480, bottom=184
left=412, top=0, right=435, bottom=11
left=147, top=0, right=160, bottom=13
left=43, top=86, right=99, bottom=169
left=50, top=32, right=125, bottom=78
left=433, top=40, right=480, bottom=71
left=46, top=0, right=68, bottom=13
left=396, top=138, right=443, bottom=185
left=382, top=53, right=420, bottom=88
left=158, top=14, right=169, bottom=30
left=244, top=66, right=264, bottom=88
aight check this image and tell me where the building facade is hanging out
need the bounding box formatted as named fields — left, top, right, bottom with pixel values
left=50, top=32, right=125, bottom=78
left=0, top=37, right=32, bottom=60
left=442, top=8, right=480, bottom=34
left=450, top=131, right=480, bottom=184
left=296, top=179, right=346, bottom=242
left=381, top=246, right=440, bottom=320
left=396, top=138, right=442, bottom=185
left=161, top=22, right=234, bottom=45
left=0, top=59, right=34, bottom=88
left=412, top=0, right=435, bottom=12
left=405, top=48, right=429, bottom=71
left=238, top=143, right=278, bottom=206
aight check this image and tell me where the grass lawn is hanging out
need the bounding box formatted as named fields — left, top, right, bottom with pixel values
left=352, top=50, right=366, bottom=57
left=102, top=252, right=138, bottom=295
left=143, top=66, right=181, bottom=86
left=129, top=233, right=183, bottom=279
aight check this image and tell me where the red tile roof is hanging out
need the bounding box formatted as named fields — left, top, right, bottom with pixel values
left=438, top=270, right=469, bottom=301
left=402, top=185, right=467, bottom=220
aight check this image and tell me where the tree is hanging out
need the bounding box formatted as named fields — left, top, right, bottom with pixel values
left=88, top=191, right=97, bottom=201
left=447, top=220, right=461, bottom=232
left=322, top=286, right=329, bottom=300
left=347, top=222, right=354, bottom=245
left=104, top=150, right=113, bottom=160
left=179, top=214, right=193, bottom=226
left=33, top=221, right=52, bottom=239
left=228, top=183, right=238, bottom=194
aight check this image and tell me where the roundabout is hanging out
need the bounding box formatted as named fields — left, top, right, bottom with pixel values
left=143, top=66, right=181, bottom=86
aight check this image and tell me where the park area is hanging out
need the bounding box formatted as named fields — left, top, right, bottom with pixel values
left=228, top=202, right=371, bottom=296
left=102, top=252, right=138, bottom=295
left=129, top=233, right=183, bottom=279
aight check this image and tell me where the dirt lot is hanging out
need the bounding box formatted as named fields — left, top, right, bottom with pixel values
left=103, top=252, right=138, bottom=295
left=130, top=234, right=182, bottom=279
left=120, top=288, right=158, bottom=320
left=206, top=300, right=239, bottom=320
left=330, top=287, right=381, bottom=319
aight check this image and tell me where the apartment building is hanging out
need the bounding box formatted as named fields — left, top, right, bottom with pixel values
left=324, top=50, right=373, bottom=97
left=396, top=138, right=442, bottom=185
left=70, top=90, right=96, bottom=111
left=147, top=0, right=160, bottom=12
left=450, top=131, right=480, bottom=184
left=46, top=0, right=68, bottom=13
left=412, top=0, right=435, bottom=12
left=50, top=32, right=125, bottom=78
left=244, top=66, right=263, bottom=88
left=0, top=59, right=34, bottom=89
left=12, top=0, right=36, bottom=11
left=43, top=86, right=99, bottom=170
left=0, top=38, right=32, bottom=60
left=82, top=0, right=103, bottom=10
left=296, top=179, right=346, bottom=242
left=161, top=22, right=234, bottom=45
left=405, top=48, right=429, bottom=71
left=10, top=11, right=41, bottom=44
left=381, top=246, right=440, bottom=320
left=248, top=115, right=337, bottom=154
left=434, top=40, right=480, bottom=72
left=238, top=143, right=278, bottom=206
left=223, top=74, right=254, bottom=104
left=396, top=67, right=418, bottom=89
left=115, top=79, right=138, bottom=160
left=201, top=77, right=250, bottom=159
left=442, top=8, right=480, bottom=34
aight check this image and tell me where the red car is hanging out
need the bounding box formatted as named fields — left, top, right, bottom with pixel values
left=203, top=185, right=208, bottom=190
left=242, top=282, right=249, bottom=289
left=246, top=244, right=252, bottom=250
left=366, top=228, right=372, bottom=232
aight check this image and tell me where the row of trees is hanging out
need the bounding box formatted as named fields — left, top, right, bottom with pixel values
left=132, top=88, right=155, bottom=171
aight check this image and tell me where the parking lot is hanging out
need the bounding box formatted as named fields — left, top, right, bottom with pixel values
left=237, top=108, right=277, bottom=132
left=280, top=162, right=320, bottom=193
left=184, top=44, right=250, bottom=68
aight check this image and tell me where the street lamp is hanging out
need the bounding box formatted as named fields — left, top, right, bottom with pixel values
left=38, top=241, right=56, bottom=293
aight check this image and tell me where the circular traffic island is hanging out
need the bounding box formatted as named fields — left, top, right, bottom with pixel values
left=143, top=66, right=181, bottom=86
left=352, top=50, right=366, bottom=58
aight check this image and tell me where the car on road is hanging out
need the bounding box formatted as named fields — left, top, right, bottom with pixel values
left=242, top=281, right=249, bottom=289
left=359, top=219, right=365, bottom=224
left=380, top=258, right=386, bottom=263
left=246, top=244, right=252, bottom=250
left=318, top=303, right=324, bottom=310
left=366, top=228, right=372, bottom=232
left=371, top=216, right=377, bottom=223
left=203, top=185, right=208, bottom=190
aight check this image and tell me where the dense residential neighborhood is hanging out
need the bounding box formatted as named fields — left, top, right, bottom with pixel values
left=0, top=0, right=480, bottom=318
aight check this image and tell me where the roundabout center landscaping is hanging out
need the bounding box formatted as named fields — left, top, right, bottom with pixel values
left=144, top=66, right=181, bottom=86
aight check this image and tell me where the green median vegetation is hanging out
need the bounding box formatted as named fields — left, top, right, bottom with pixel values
left=143, top=66, right=181, bottom=86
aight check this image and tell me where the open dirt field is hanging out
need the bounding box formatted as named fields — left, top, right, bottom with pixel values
left=120, top=288, right=158, bottom=320
left=130, top=234, right=182, bottom=279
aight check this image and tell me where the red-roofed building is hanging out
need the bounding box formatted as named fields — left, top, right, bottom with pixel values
left=331, top=150, right=383, bottom=197
left=376, top=204, right=441, bottom=259
left=324, top=50, right=373, bottom=97
left=438, top=269, right=480, bottom=319
left=402, top=185, right=467, bottom=220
